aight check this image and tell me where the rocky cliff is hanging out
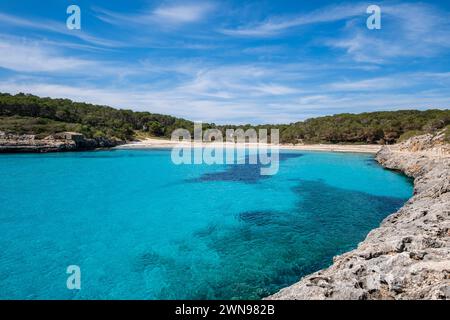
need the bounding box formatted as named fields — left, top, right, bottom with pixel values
left=267, top=133, right=449, bottom=300
left=0, top=131, right=121, bottom=153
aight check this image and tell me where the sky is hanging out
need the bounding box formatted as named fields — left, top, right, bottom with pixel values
left=0, top=0, right=449, bottom=124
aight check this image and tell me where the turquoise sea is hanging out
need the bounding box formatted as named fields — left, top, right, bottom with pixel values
left=0, top=149, right=412, bottom=299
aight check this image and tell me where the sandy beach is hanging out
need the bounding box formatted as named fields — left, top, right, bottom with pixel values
left=117, top=138, right=382, bottom=154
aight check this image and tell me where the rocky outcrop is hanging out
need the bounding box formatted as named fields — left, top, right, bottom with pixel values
left=0, top=131, right=121, bottom=153
left=267, top=133, right=450, bottom=300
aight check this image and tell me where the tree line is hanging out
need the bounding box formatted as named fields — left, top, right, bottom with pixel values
left=0, top=93, right=197, bottom=140
left=0, top=92, right=449, bottom=144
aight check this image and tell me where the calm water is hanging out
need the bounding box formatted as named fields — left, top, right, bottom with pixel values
left=0, top=149, right=412, bottom=299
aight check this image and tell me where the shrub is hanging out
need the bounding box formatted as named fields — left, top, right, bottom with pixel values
left=398, top=130, right=424, bottom=142
left=444, top=125, right=450, bottom=143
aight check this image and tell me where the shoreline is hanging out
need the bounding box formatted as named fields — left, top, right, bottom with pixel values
left=116, top=138, right=382, bottom=154
left=266, top=133, right=450, bottom=300
left=0, top=131, right=120, bottom=153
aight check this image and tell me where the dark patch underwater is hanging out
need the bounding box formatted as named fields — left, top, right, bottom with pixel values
left=132, top=179, right=409, bottom=299
left=190, top=153, right=304, bottom=184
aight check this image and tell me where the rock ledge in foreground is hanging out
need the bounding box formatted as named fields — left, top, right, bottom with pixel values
left=267, top=133, right=450, bottom=300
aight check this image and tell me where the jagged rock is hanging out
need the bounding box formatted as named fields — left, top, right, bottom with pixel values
left=0, top=132, right=121, bottom=153
left=267, top=133, right=450, bottom=300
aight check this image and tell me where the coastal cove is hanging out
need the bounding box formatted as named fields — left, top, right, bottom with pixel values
left=1, top=0, right=450, bottom=303
left=0, top=149, right=412, bottom=299
left=269, top=134, right=450, bottom=299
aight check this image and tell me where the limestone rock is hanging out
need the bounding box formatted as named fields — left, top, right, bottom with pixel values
left=0, top=132, right=121, bottom=153
left=267, top=133, right=450, bottom=300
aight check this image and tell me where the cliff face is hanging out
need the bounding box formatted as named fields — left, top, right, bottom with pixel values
left=0, top=131, right=120, bottom=153
left=267, top=133, right=450, bottom=300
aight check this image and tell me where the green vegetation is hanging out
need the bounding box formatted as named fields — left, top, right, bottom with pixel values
left=0, top=92, right=195, bottom=140
left=1, top=92, right=449, bottom=144
left=0, top=116, right=84, bottom=138
left=274, top=110, right=450, bottom=144
left=218, top=110, right=450, bottom=144
left=398, top=130, right=425, bottom=142
left=445, top=125, right=450, bottom=143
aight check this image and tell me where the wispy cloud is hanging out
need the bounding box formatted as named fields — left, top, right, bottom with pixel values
left=0, top=36, right=139, bottom=78
left=176, top=64, right=302, bottom=99
left=219, top=1, right=450, bottom=65
left=326, top=72, right=450, bottom=92
left=95, top=2, right=216, bottom=28
left=0, top=12, right=123, bottom=48
left=325, top=3, right=450, bottom=63
left=153, top=3, right=215, bottom=24
left=0, top=38, right=92, bottom=73
left=219, top=3, right=365, bottom=37
left=327, top=76, right=409, bottom=91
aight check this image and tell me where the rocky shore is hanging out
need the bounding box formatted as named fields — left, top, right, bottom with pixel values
left=0, top=131, right=121, bottom=153
left=267, top=133, right=449, bottom=300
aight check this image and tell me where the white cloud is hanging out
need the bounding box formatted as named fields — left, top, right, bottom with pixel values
left=95, top=2, right=215, bottom=29
left=175, top=64, right=302, bottom=100
left=0, top=39, right=92, bottom=73
left=325, top=3, right=450, bottom=63
left=153, top=3, right=215, bottom=24
left=0, top=12, right=122, bottom=48
left=0, top=36, right=142, bottom=78
left=327, top=77, right=412, bottom=91
left=326, top=72, right=450, bottom=92
left=220, top=3, right=365, bottom=37
left=219, top=1, right=450, bottom=66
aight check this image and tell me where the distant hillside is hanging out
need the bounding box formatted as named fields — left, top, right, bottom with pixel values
left=0, top=92, right=197, bottom=140
left=219, top=110, right=450, bottom=144
left=275, top=110, right=450, bottom=144
left=0, top=92, right=449, bottom=144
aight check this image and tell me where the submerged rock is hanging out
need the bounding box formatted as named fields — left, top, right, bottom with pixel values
left=267, top=133, right=450, bottom=300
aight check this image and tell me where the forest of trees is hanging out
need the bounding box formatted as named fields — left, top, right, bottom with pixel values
left=215, top=111, right=450, bottom=144
left=1, top=92, right=449, bottom=144
left=274, top=110, right=450, bottom=144
left=0, top=93, right=196, bottom=140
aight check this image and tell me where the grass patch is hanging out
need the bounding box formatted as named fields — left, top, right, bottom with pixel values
left=445, top=125, right=450, bottom=143
left=0, top=116, right=83, bottom=139
left=398, top=130, right=425, bottom=142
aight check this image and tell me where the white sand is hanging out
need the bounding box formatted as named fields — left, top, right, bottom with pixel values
left=117, top=138, right=382, bottom=154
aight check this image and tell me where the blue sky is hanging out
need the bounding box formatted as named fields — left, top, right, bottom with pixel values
left=0, top=0, right=449, bottom=124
